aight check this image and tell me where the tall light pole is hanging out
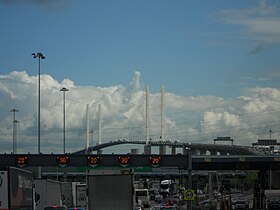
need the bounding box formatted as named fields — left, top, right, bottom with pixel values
left=10, top=108, right=19, bottom=154
left=60, top=87, right=69, bottom=154
left=32, top=52, right=45, bottom=154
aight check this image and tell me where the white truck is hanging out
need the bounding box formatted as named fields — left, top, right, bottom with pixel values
left=87, top=169, right=134, bottom=210
left=34, top=179, right=62, bottom=210
left=0, top=167, right=34, bottom=210
left=72, top=182, right=87, bottom=209
left=135, top=188, right=150, bottom=207
left=61, top=182, right=87, bottom=209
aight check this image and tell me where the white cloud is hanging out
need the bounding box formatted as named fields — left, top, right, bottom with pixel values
left=0, top=71, right=280, bottom=153
left=216, top=0, right=280, bottom=43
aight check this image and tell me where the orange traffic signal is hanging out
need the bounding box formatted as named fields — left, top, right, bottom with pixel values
left=16, top=156, right=28, bottom=167
left=149, top=156, right=161, bottom=166
left=56, top=156, right=69, bottom=167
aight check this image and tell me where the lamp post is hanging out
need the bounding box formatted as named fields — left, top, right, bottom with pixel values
left=60, top=87, right=69, bottom=154
left=10, top=108, right=19, bottom=154
left=32, top=52, right=45, bottom=154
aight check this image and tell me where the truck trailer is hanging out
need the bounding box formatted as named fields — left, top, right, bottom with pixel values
left=0, top=167, right=34, bottom=210
left=86, top=169, right=134, bottom=210
left=34, top=179, right=62, bottom=210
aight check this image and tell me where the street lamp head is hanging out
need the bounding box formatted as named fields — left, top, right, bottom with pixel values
left=32, top=52, right=45, bottom=59
left=10, top=108, right=19, bottom=113
left=60, top=87, right=69, bottom=92
left=39, top=53, right=45, bottom=59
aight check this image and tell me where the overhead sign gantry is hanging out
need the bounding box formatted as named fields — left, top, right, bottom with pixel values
left=0, top=154, right=190, bottom=168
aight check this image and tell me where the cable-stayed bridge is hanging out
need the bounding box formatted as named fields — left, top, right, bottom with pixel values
left=72, top=139, right=263, bottom=155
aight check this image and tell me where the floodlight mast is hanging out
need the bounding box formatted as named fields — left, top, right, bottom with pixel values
left=60, top=87, right=69, bottom=154
left=32, top=52, right=45, bottom=155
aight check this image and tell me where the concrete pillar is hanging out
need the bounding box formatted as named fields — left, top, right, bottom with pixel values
left=199, top=149, right=207, bottom=155
left=144, top=145, right=151, bottom=154
left=183, top=146, right=189, bottom=155
left=210, top=149, right=217, bottom=155
left=171, top=146, right=176, bottom=155
left=159, top=145, right=166, bottom=155
left=131, top=149, right=139, bottom=154
left=219, top=150, right=228, bottom=156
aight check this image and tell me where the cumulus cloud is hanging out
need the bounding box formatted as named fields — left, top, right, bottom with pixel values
left=0, top=71, right=280, bottom=154
left=216, top=0, right=280, bottom=43
left=0, top=0, right=69, bottom=11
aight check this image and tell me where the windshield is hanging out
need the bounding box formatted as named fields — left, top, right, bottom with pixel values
left=136, top=190, right=148, bottom=196
left=160, top=184, right=169, bottom=189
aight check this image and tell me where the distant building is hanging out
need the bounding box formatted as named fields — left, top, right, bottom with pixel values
left=252, top=139, right=280, bottom=146
left=213, top=137, right=233, bottom=146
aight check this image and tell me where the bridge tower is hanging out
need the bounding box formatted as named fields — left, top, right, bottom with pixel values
left=86, top=104, right=90, bottom=150
left=144, top=85, right=151, bottom=154
left=97, top=104, right=102, bottom=154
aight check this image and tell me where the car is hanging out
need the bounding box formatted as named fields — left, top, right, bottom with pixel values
left=172, top=194, right=180, bottom=203
left=68, top=208, right=85, bottom=210
left=135, top=204, right=145, bottom=210
left=198, top=200, right=216, bottom=210
left=267, top=199, right=280, bottom=209
left=150, top=205, right=177, bottom=210
left=44, top=206, right=68, bottom=210
left=232, top=200, right=249, bottom=210
left=155, top=194, right=165, bottom=204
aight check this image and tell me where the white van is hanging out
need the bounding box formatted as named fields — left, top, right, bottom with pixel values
left=135, top=189, right=150, bottom=207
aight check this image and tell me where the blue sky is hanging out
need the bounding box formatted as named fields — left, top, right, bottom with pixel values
left=1, top=0, right=280, bottom=154
left=1, top=0, right=279, bottom=97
